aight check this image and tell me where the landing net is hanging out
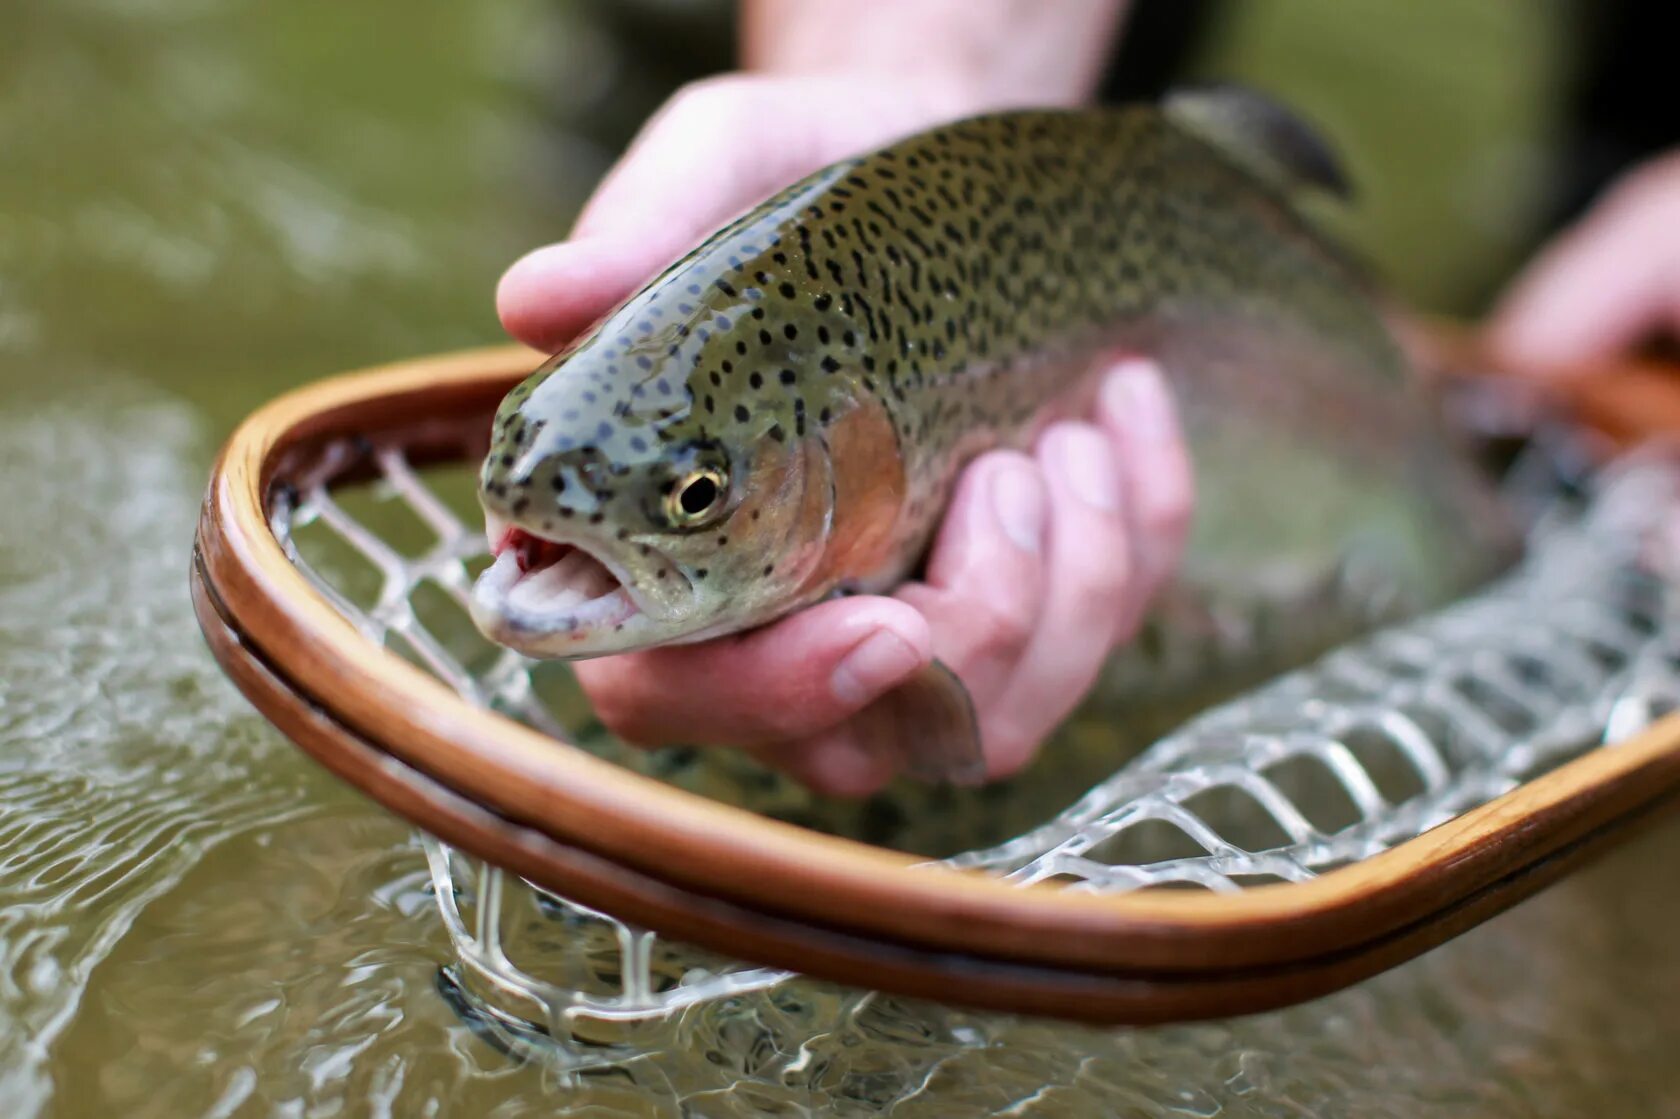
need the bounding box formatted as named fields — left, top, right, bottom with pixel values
left=275, top=441, right=1680, bottom=1056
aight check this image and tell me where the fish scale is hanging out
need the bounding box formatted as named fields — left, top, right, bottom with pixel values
left=472, top=90, right=1515, bottom=783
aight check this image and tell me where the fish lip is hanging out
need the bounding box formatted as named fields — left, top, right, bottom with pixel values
left=471, top=549, right=641, bottom=642
left=470, top=515, right=688, bottom=647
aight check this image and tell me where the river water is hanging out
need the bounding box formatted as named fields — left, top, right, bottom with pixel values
left=4, top=0, right=1679, bottom=1115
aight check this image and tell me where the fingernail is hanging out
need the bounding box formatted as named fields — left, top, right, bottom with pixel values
left=831, top=628, right=923, bottom=707
left=990, top=464, right=1046, bottom=553
left=1102, top=360, right=1175, bottom=442
left=1048, top=426, right=1122, bottom=512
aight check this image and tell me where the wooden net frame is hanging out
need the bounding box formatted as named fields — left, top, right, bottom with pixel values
left=190, top=340, right=1680, bottom=1025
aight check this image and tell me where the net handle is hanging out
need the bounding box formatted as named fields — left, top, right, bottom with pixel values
left=191, top=335, right=1680, bottom=986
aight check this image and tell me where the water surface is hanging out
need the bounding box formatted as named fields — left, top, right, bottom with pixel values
left=4, top=1, right=1679, bottom=1115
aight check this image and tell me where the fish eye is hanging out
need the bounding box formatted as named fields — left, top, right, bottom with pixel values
left=665, top=467, right=727, bottom=527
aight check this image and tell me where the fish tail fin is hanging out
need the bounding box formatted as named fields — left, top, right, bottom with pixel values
left=1164, top=83, right=1352, bottom=201
left=855, top=658, right=987, bottom=787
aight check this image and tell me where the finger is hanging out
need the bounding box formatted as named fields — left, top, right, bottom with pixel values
left=748, top=454, right=1047, bottom=794
left=497, top=235, right=672, bottom=352
left=894, top=451, right=1050, bottom=705
left=986, top=422, right=1135, bottom=775
left=1489, top=159, right=1680, bottom=374
left=1094, top=357, right=1193, bottom=638
left=573, top=595, right=930, bottom=748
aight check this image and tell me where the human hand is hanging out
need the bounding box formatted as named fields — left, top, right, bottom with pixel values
left=564, top=357, right=1191, bottom=795
left=1489, top=150, right=1680, bottom=374
left=498, top=71, right=1191, bottom=794
left=498, top=72, right=997, bottom=351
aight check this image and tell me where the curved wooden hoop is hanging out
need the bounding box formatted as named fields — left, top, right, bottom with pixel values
left=191, top=339, right=1680, bottom=1018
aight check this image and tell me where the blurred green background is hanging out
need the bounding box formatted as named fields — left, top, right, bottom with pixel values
left=0, top=0, right=1581, bottom=438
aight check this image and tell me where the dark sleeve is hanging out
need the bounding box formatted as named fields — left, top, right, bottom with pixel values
left=1095, top=0, right=1225, bottom=104
left=1543, top=0, right=1680, bottom=228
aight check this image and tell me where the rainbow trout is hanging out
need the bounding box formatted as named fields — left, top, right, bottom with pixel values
left=471, top=87, right=1512, bottom=784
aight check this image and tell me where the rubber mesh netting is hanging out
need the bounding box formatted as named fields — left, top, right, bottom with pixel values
left=276, top=439, right=1680, bottom=1109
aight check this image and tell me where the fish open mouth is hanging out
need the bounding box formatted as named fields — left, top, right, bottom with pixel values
left=470, top=521, right=641, bottom=643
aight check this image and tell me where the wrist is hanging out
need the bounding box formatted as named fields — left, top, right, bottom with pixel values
left=742, top=1, right=1123, bottom=114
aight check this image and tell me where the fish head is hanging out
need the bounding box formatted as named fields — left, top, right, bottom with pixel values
left=471, top=333, right=849, bottom=659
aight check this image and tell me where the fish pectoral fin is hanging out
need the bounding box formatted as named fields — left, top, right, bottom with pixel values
left=1163, top=83, right=1351, bottom=200
left=854, top=658, right=986, bottom=787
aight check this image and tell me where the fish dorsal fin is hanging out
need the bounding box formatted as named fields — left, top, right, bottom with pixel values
left=1164, top=83, right=1352, bottom=200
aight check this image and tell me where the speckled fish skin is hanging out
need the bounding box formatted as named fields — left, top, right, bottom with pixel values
left=472, top=96, right=1508, bottom=671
